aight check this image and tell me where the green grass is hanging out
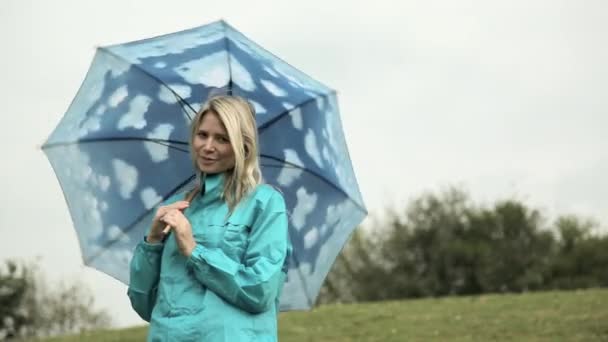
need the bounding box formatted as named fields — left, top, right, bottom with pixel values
left=32, top=289, right=607, bottom=341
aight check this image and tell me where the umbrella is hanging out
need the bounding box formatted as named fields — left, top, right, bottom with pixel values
left=42, top=20, right=367, bottom=310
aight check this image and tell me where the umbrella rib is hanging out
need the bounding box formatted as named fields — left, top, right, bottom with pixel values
left=151, top=140, right=189, bottom=152
left=42, top=137, right=190, bottom=153
left=257, top=90, right=337, bottom=132
left=84, top=174, right=197, bottom=264
left=98, top=47, right=198, bottom=122
left=260, top=154, right=367, bottom=214
left=221, top=21, right=234, bottom=95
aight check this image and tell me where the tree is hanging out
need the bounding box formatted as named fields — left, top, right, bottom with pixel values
left=319, top=186, right=607, bottom=305
left=467, top=200, right=554, bottom=293
left=549, top=216, right=608, bottom=289
left=0, top=260, right=31, bottom=339
left=0, top=260, right=111, bottom=340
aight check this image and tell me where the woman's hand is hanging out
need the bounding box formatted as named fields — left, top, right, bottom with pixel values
left=161, top=209, right=196, bottom=257
left=147, top=201, right=189, bottom=244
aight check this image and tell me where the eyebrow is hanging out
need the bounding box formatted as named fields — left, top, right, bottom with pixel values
left=197, top=129, right=228, bottom=138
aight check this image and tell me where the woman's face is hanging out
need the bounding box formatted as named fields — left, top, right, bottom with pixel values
left=193, top=111, right=236, bottom=174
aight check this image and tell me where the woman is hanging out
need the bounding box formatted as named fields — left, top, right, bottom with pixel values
left=128, top=95, right=291, bottom=341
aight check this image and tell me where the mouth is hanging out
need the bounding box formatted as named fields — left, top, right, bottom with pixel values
left=199, top=156, right=217, bottom=164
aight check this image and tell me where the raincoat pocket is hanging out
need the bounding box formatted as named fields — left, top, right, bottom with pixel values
left=193, top=224, right=224, bottom=249
left=221, top=223, right=250, bottom=262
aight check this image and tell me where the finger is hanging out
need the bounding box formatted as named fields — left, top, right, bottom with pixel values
left=156, top=207, right=169, bottom=218
left=161, top=214, right=176, bottom=228
left=157, top=201, right=187, bottom=215
left=168, top=201, right=190, bottom=209
left=169, top=208, right=187, bottom=217
left=161, top=210, right=179, bottom=224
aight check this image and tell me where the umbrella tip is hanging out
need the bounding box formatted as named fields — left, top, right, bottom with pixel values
left=217, top=19, right=232, bottom=28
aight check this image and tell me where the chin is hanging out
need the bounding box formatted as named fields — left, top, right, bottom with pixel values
left=196, top=160, right=234, bottom=175
left=197, top=164, right=222, bottom=175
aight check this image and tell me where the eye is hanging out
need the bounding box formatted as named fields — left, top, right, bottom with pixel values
left=218, top=136, right=230, bottom=144
left=197, top=131, right=207, bottom=138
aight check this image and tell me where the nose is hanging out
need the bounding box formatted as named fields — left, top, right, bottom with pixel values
left=202, top=138, right=216, bottom=152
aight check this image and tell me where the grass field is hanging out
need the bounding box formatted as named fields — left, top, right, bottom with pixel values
left=32, top=288, right=607, bottom=341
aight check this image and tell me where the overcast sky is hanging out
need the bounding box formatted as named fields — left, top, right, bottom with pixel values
left=1, top=0, right=607, bottom=328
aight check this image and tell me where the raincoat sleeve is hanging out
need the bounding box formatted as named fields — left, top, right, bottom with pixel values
left=127, top=239, right=163, bottom=321
left=186, top=189, right=289, bottom=314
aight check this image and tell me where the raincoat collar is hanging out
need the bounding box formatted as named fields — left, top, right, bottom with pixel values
left=199, top=172, right=225, bottom=205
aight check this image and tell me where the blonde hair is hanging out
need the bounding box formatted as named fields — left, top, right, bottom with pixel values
left=189, top=95, right=262, bottom=212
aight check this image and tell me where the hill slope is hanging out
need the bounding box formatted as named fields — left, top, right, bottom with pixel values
left=34, top=289, right=607, bottom=341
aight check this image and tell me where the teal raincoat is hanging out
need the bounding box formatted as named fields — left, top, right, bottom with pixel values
left=128, top=173, right=291, bottom=341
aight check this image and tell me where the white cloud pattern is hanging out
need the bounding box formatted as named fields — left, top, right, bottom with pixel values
left=141, top=187, right=162, bottom=210
left=108, top=85, right=128, bottom=107
left=158, top=84, right=192, bottom=104
left=290, top=108, right=303, bottom=130
left=231, top=56, right=256, bottom=91
left=278, top=149, right=304, bottom=186
left=291, top=187, right=317, bottom=230
left=144, top=124, right=175, bottom=162
left=117, top=95, right=151, bottom=130
left=261, top=79, right=287, bottom=97
left=175, top=51, right=229, bottom=87
left=250, top=100, right=267, bottom=115
left=305, top=130, right=323, bottom=167
left=112, top=159, right=138, bottom=199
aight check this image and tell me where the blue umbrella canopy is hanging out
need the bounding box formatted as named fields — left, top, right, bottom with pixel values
left=42, top=20, right=366, bottom=310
